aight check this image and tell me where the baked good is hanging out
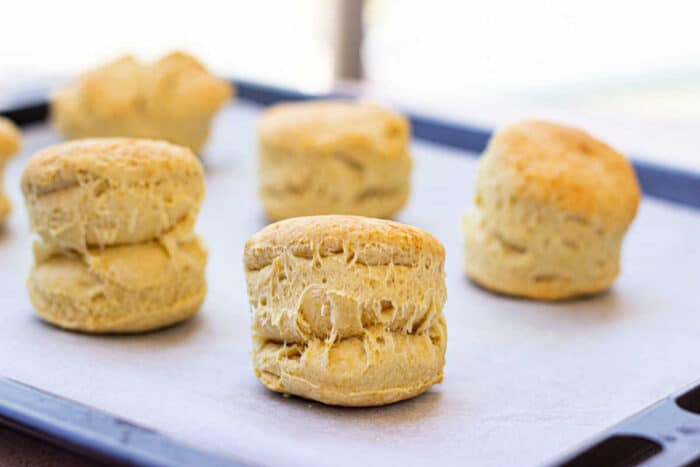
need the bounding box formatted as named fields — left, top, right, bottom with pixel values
left=244, top=215, right=447, bottom=406
left=22, top=138, right=208, bottom=333
left=257, top=100, right=412, bottom=220
left=462, top=119, right=640, bottom=300
left=0, top=117, right=20, bottom=158
left=51, top=51, right=232, bottom=152
left=29, top=233, right=207, bottom=333
left=21, top=138, right=204, bottom=251
left=0, top=117, right=21, bottom=222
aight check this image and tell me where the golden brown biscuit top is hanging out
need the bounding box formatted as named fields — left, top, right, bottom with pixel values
left=145, top=52, right=233, bottom=118
left=0, top=117, right=20, bottom=160
left=245, top=215, right=444, bottom=270
left=55, top=51, right=232, bottom=119
left=21, top=138, right=204, bottom=195
left=258, top=100, right=410, bottom=158
left=480, top=119, right=640, bottom=227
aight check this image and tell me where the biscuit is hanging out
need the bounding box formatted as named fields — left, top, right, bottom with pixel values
left=0, top=117, right=20, bottom=160
left=462, top=120, right=640, bottom=300
left=51, top=51, right=232, bottom=152
left=257, top=100, right=412, bottom=220
left=244, top=215, right=447, bottom=406
left=0, top=117, right=21, bottom=222
left=22, top=138, right=208, bottom=333
left=21, top=138, right=204, bottom=251
left=28, top=234, right=207, bottom=333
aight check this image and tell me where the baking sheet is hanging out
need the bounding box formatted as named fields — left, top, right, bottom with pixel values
left=1, top=101, right=700, bottom=467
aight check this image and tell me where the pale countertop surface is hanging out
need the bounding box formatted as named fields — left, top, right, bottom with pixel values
left=0, top=101, right=699, bottom=466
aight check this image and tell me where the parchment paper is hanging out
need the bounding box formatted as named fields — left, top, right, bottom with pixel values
left=1, top=102, right=699, bottom=467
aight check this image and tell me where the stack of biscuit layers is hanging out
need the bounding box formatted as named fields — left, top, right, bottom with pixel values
left=245, top=216, right=447, bottom=406
left=21, top=138, right=208, bottom=333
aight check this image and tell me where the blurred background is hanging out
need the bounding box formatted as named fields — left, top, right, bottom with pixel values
left=1, top=0, right=698, bottom=170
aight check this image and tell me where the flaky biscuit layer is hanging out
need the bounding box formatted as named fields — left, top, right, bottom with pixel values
left=29, top=234, right=207, bottom=333
left=22, top=138, right=204, bottom=250
left=245, top=216, right=447, bottom=406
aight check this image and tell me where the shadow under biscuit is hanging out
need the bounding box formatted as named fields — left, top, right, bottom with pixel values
left=256, top=384, right=444, bottom=425
left=464, top=276, right=632, bottom=325
left=465, top=275, right=613, bottom=304
left=197, top=153, right=233, bottom=175
left=32, top=310, right=205, bottom=345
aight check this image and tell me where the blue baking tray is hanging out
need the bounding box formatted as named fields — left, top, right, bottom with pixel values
left=1, top=79, right=700, bottom=467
